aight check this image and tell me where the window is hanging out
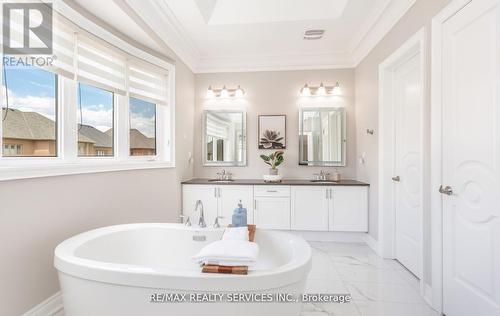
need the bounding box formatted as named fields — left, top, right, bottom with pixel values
left=0, top=16, right=174, bottom=181
left=3, top=144, right=22, bottom=156
left=2, top=66, right=57, bottom=157
left=129, top=97, right=156, bottom=156
left=77, top=83, right=114, bottom=157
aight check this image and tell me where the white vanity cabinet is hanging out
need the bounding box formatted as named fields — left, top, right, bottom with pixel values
left=253, top=186, right=291, bottom=230
left=182, top=185, right=253, bottom=227
left=329, top=186, right=368, bottom=232
left=218, top=185, right=254, bottom=226
left=182, top=185, right=218, bottom=226
left=290, top=186, right=329, bottom=231
left=182, top=182, right=368, bottom=232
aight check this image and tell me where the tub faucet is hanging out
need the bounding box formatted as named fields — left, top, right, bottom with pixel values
left=194, top=200, right=206, bottom=228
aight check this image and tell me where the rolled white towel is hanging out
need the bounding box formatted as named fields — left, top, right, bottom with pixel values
left=192, top=240, right=259, bottom=267
left=222, top=226, right=249, bottom=241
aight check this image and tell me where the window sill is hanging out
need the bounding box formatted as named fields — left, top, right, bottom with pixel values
left=0, top=161, right=175, bottom=182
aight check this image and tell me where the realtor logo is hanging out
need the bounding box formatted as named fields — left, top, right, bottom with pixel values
left=3, top=3, right=53, bottom=54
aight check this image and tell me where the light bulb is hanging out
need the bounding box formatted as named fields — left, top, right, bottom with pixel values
left=317, top=82, right=326, bottom=96
left=206, top=86, right=215, bottom=98
left=331, top=82, right=341, bottom=96
left=220, top=85, right=229, bottom=98
left=235, top=85, right=244, bottom=98
left=301, top=83, right=310, bottom=96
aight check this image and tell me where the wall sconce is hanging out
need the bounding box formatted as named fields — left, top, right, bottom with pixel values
left=300, top=82, right=341, bottom=97
left=206, top=85, right=245, bottom=98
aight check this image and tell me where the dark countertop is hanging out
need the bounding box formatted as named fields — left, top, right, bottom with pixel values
left=181, top=178, right=369, bottom=186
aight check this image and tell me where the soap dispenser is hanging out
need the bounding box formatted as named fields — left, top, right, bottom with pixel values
left=232, top=199, right=248, bottom=227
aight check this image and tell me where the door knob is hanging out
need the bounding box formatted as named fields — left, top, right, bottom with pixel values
left=392, top=176, right=400, bottom=182
left=439, top=185, right=453, bottom=195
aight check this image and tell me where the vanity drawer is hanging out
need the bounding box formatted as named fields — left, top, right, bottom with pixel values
left=254, top=185, right=290, bottom=197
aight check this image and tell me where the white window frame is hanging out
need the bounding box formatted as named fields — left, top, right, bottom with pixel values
left=0, top=3, right=175, bottom=181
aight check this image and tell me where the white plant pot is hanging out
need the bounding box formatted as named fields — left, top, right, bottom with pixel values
left=263, top=174, right=282, bottom=182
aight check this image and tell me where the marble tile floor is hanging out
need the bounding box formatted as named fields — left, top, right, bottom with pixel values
left=301, top=241, right=439, bottom=316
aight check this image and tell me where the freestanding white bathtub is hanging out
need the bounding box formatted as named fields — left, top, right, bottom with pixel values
left=54, top=223, right=312, bottom=316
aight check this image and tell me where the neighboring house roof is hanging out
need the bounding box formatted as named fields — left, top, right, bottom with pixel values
left=106, top=128, right=155, bottom=149
left=2, top=108, right=56, bottom=140
left=78, top=133, right=95, bottom=144
left=130, top=128, right=155, bottom=149
left=78, top=124, right=112, bottom=147
left=3, top=108, right=154, bottom=149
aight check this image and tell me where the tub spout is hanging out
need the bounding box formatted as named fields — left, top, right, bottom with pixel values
left=194, top=200, right=206, bottom=228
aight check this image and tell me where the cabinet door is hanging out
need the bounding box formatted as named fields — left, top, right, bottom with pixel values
left=182, top=185, right=218, bottom=227
left=218, top=185, right=254, bottom=226
left=253, top=197, right=290, bottom=230
left=291, top=186, right=329, bottom=231
left=330, top=186, right=368, bottom=232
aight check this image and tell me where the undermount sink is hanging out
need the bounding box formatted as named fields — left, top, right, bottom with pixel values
left=310, top=179, right=338, bottom=183
left=208, top=179, right=235, bottom=183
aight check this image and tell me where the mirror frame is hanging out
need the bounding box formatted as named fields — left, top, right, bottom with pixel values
left=202, top=109, right=247, bottom=167
left=298, top=107, right=347, bottom=167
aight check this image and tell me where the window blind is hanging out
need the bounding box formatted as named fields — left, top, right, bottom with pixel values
left=206, top=116, right=229, bottom=139
left=49, top=16, right=76, bottom=78
left=127, top=58, right=168, bottom=105
left=4, top=11, right=75, bottom=78
left=77, top=34, right=126, bottom=94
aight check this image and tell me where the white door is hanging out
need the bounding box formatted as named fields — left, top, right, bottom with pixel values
left=218, top=185, right=254, bottom=226
left=253, top=197, right=290, bottom=230
left=182, top=185, right=218, bottom=227
left=441, top=1, right=500, bottom=315
left=330, top=186, right=368, bottom=232
left=393, top=52, right=423, bottom=278
left=290, top=186, right=328, bottom=231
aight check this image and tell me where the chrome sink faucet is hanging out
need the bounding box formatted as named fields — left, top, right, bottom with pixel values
left=216, top=169, right=232, bottom=180
left=194, top=200, right=206, bottom=228
left=314, top=170, right=330, bottom=181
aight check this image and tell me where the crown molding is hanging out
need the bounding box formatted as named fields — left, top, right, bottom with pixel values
left=195, top=51, right=355, bottom=73
left=127, top=0, right=416, bottom=73
left=123, top=0, right=200, bottom=71
left=350, top=0, right=417, bottom=65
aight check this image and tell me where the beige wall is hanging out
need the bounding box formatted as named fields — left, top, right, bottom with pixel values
left=194, top=69, right=357, bottom=179
left=0, top=60, right=195, bottom=316
left=354, top=0, right=451, bottom=284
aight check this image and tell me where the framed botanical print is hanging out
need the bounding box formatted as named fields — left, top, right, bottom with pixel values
left=258, top=115, right=286, bottom=149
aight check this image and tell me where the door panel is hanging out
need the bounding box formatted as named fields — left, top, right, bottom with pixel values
left=393, top=52, right=423, bottom=278
left=182, top=185, right=218, bottom=227
left=218, top=185, right=254, bottom=226
left=291, top=186, right=328, bottom=231
left=330, top=186, right=368, bottom=232
left=442, top=1, right=500, bottom=315
left=253, top=197, right=290, bottom=230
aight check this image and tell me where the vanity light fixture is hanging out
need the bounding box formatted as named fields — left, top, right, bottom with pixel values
left=300, top=82, right=341, bottom=97
left=300, top=83, right=311, bottom=96
left=317, top=82, right=326, bottom=96
left=331, top=82, right=341, bottom=96
left=220, top=85, right=229, bottom=98
left=206, top=86, right=215, bottom=98
left=206, top=85, right=245, bottom=98
left=235, top=85, right=245, bottom=98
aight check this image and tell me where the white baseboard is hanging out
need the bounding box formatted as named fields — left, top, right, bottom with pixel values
left=364, top=234, right=381, bottom=256
left=22, top=292, right=64, bottom=316
left=290, top=231, right=369, bottom=243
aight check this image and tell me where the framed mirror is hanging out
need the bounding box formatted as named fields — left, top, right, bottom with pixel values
left=202, top=110, right=246, bottom=166
left=299, top=107, right=346, bottom=166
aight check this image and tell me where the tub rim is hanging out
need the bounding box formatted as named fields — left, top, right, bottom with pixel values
left=54, top=223, right=312, bottom=291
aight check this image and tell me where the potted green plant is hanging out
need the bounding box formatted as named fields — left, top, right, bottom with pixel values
left=260, top=151, right=284, bottom=182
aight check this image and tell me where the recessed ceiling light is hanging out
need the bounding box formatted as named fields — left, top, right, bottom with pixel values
left=303, top=29, right=325, bottom=40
